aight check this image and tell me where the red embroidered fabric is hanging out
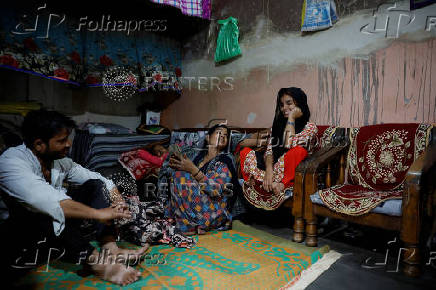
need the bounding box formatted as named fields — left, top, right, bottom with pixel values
left=238, top=125, right=337, bottom=210
left=265, top=122, right=318, bottom=157
left=317, top=123, right=432, bottom=215
left=119, top=149, right=167, bottom=180
left=312, top=125, right=337, bottom=153
left=348, top=123, right=432, bottom=191
left=318, top=184, right=403, bottom=216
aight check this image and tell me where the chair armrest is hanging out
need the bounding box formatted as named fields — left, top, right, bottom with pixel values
left=301, top=143, right=349, bottom=220
left=304, top=143, right=349, bottom=174
left=401, top=144, right=436, bottom=244
left=404, top=144, right=436, bottom=200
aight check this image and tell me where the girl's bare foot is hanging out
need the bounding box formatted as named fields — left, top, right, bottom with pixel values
left=272, top=182, right=285, bottom=195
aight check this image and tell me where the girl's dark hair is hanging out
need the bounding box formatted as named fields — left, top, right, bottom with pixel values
left=22, top=109, right=76, bottom=148
left=271, top=87, right=310, bottom=162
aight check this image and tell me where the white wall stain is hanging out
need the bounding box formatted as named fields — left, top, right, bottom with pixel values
left=246, top=112, right=257, bottom=124
left=183, top=1, right=436, bottom=78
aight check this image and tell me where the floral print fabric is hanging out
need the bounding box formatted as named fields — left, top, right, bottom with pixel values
left=166, top=157, right=233, bottom=234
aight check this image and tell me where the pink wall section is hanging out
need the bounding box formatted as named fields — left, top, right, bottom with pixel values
left=162, top=39, right=436, bottom=129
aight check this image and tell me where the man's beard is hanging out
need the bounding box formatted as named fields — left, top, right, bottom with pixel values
left=43, top=148, right=68, bottom=161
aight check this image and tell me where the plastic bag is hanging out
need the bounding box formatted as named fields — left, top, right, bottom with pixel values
left=215, top=17, right=242, bottom=63
left=301, top=0, right=338, bottom=32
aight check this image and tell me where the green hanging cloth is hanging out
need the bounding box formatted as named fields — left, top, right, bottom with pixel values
left=214, top=17, right=242, bottom=63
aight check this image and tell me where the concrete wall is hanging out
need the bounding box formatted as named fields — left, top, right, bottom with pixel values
left=161, top=0, right=436, bottom=129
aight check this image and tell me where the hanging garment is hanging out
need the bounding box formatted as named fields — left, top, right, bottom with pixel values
left=301, top=0, right=338, bottom=32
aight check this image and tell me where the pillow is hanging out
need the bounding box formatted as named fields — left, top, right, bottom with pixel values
left=118, top=149, right=161, bottom=180
left=79, top=122, right=133, bottom=134
left=170, top=130, right=208, bottom=159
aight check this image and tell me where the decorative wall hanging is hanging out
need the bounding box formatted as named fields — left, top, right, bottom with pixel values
left=0, top=6, right=182, bottom=93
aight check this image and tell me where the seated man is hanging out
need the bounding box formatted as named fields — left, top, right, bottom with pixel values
left=0, top=109, right=148, bottom=286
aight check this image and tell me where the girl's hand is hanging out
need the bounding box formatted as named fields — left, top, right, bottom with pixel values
left=263, top=168, right=274, bottom=192
left=169, top=154, right=197, bottom=174
left=289, top=107, right=303, bottom=120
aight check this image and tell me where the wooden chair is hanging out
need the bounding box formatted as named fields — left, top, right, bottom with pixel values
left=302, top=123, right=435, bottom=277
left=292, top=126, right=347, bottom=242
left=232, top=126, right=345, bottom=237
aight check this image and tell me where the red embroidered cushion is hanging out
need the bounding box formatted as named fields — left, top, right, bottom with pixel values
left=318, top=184, right=402, bottom=216
left=119, top=149, right=159, bottom=180
left=312, top=125, right=337, bottom=152
left=347, top=123, right=432, bottom=191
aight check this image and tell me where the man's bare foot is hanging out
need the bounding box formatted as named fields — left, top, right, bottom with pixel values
left=92, top=263, right=141, bottom=286
left=102, top=242, right=149, bottom=263
left=272, top=182, right=285, bottom=195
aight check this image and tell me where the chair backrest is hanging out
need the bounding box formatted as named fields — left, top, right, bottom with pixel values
left=347, top=123, right=433, bottom=191
left=311, top=125, right=345, bottom=153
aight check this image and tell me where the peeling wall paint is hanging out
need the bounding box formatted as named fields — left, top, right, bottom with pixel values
left=162, top=2, right=436, bottom=129
left=162, top=39, right=436, bottom=128
left=183, top=1, right=436, bottom=78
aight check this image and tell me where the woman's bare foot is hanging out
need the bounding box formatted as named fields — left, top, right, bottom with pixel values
left=92, top=263, right=142, bottom=286
left=102, top=242, right=149, bottom=264
left=272, top=182, right=285, bottom=195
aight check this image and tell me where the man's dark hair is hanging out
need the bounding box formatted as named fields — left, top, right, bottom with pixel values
left=22, top=109, right=76, bottom=147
